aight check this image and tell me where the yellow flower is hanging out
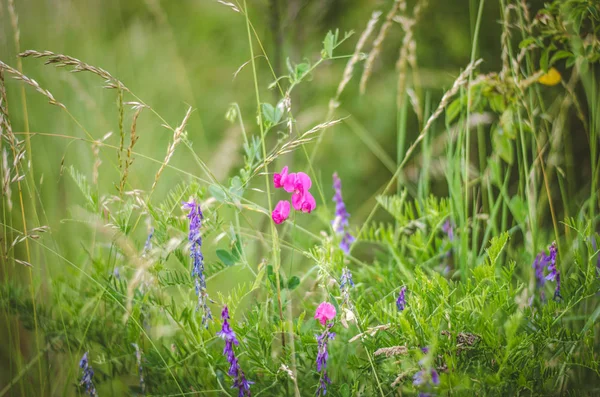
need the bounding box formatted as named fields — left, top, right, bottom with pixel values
left=538, top=67, right=562, bottom=86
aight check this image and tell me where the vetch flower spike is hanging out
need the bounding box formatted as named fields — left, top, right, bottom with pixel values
left=217, top=306, right=253, bottom=397
left=314, top=302, right=336, bottom=326
left=396, top=286, right=407, bottom=311
left=183, top=199, right=212, bottom=325
left=544, top=242, right=561, bottom=300
left=332, top=173, right=355, bottom=253
left=79, top=352, right=97, bottom=396
left=315, top=302, right=336, bottom=396
left=272, top=200, right=291, bottom=224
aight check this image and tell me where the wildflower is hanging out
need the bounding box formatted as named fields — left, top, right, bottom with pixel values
left=273, top=166, right=289, bottom=189
left=272, top=200, right=291, bottom=224
left=532, top=253, right=546, bottom=302
left=442, top=220, right=454, bottom=241
left=79, top=352, right=97, bottom=396
left=332, top=173, right=355, bottom=253
left=315, top=303, right=336, bottom=396
left=413, top=347, right=440, bottom=396
left=314, top=302, right=336, bottom=326
left=544, top=242, right=561, bottom=299
left=538, top=67, right=561, bottom=86
left=183, top=199, right=212, bottom=325
left=143, top=228, right=154, bottom=254
left=217, top=306, right=252, bottom=397
left=532, top=242, right=561, bottom=301
left=285, top=172, right=316, bottom=213
left=396, top=286, right=407, bottom=311
left=113, top=266, right=120, bottom=279
left=132, top=343, right=145, bottom=394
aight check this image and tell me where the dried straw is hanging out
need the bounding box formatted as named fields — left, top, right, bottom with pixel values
left=152, top=107, right=192, bottom=190
left=360, top=0, right=406, bottom=94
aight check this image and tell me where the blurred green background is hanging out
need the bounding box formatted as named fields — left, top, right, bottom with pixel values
left=1, top=0, right=561, bottom=393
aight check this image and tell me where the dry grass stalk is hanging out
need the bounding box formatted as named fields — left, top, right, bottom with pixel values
left=360, top=0, right=406, bottom=94
left=216, top=0, right=240, bottom=12
left=374, top=345, right=408, bottom=357
left=394, top=0, right=427, bottom=120
left=393, top=58, right=483, bottom=173
left=254, top=117, right=344, bottom=176
left=330, top=10, right=382, bottom=112
left=92, top=132, right=113, bottom=185
left=0, top=60, right=65, bottom=109
left=7, top=0, right=20, bottom=50
left=152, top=107, right=193, bottom=190
left=119, top=105, right=145, bottom=192
left=1, top=149, right=12, bottom=210
left=349, top=323, right=391, bottom=343
left=19, top=50, right=129, bottom=91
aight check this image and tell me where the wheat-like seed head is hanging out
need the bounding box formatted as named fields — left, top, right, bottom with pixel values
left=152, top=107, right=193, bottom=191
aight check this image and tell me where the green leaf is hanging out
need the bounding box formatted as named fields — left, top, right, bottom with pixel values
left=485, top=232, right=509, bottom=267
left=323, top=30, right=336, bottom=58
left=261, top=103, right=282, bottom=126
left=216, top=249, right=236, bottom=266
left=540, top=46, right=551, bottom=72
left=500, top=109, right=516, bottom=139
left=287, top=276, right=300, bottom=290
left=493, top=126, right=514, bottom=164
left=446, top=97, right=464, bottom=124
left=550, top=50, right=573, bottom=66
left=294, top=63, right=310, bottom=81
left=509, top=196, right=527, bottom=225
left=489, top=94, right=505, bottom=113
left=209, top=184, right=227, bottom=202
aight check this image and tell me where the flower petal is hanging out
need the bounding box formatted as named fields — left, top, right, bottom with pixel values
left=272, top=200, right=290, bottom=224
left=273, top=166, right=288, bottom=188
left=295, top=172, right=312, bottom=190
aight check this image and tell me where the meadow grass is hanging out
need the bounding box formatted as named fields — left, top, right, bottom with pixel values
left=0, top=0, right=599, bottom=395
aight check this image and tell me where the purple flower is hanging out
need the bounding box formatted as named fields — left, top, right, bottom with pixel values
left=413, top=352, right=439, bottom=395
left=396, top=286, right=407, bottom=311
left=442, top=220, right=455, bottom=241
left=544, top=242, right=561, bottom=299
left=532, top=242, right=561, bottom=301
left=532, top=254, right=547, bottom=302
left=79, top=352, right=97, bottom=396
left=316, top=323, right=336, bottom=396
left=183, top=199, right=212, bottom=325
left=217, top=306, right=252, bottom=397
left=332, top=173, right=355, bottom=253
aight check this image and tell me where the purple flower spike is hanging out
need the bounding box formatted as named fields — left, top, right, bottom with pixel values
left=332, top=173, right=355, bottom=253
left=217, top=306, right=252, bottom=396
left=396, top=286, right=407, bottom=312
left=183, top=199, right=212, bottom=326
left=442, top=219, right=455, bottom=241
left=544, top=242, right=561, bottom=299
left=532, top=242, right=561, bottom=301
left=79, top=352, right=97, bottom=396
left=316, top=323, right=336, bottom=396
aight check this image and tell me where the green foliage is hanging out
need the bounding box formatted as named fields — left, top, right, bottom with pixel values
left=1, top=0, right=599, bottom=396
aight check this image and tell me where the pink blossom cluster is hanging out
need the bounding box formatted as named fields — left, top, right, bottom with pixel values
left=271, top=166, right=316, bottom=224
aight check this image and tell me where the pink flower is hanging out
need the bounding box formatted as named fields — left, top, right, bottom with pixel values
left=314, top=302, right=336, bottom=326
left=293, top=190, right=316, bottom=213
left=283, top=172, right=316, bottom=212
left=272, top=200, right=290, bottom=224
left=273, top=166, right=289, bottom=189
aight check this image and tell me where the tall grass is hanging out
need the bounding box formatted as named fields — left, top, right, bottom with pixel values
left=1, top=0, right=599, bottom=395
